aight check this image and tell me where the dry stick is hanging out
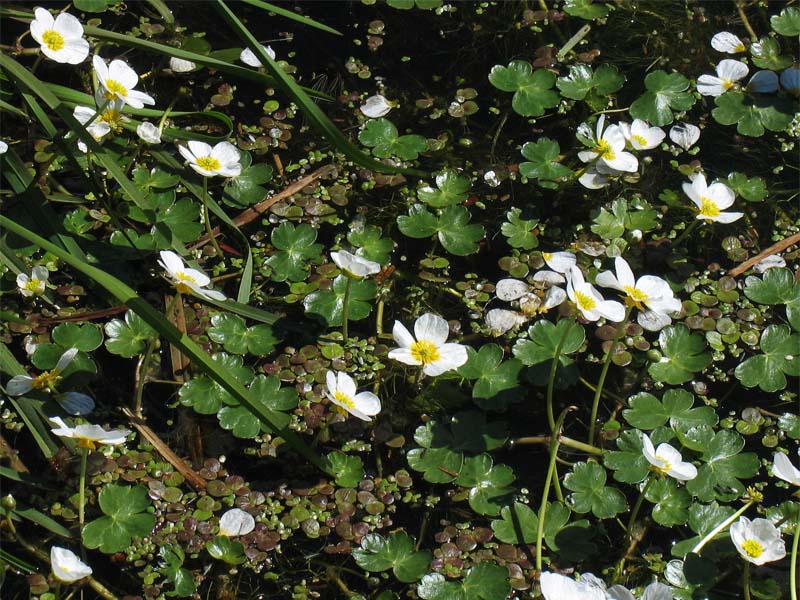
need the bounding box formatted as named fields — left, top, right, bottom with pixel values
left=190, top=164, right=336, bottom=250
left=0, top=433, right=29, bottom=473
left=122, top=407, right=207, bottom=491
left=728, top=232, right=800, bottom=277
left=735, top=0, right=759, bottom=41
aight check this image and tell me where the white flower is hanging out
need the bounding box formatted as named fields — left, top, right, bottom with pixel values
left=93, top=56, right=155, bottom=109
left=331, top=250, right=381, bottom=279
left=218, top=508, right=255, bottom=536
left=169, top=57, right=197, bottom=73
left=772, top=450, right=800, bottom=486
left=178, top=140, right=242, bottom=178
left=566, top=266, right=625, bottom=322
left=747, top=70, right=779, bottom=93
left=669, top=123, right=700, bottom=151
left=641, top=434, right=697, bottom=481
left=239, top=45, right=275, bottom=67
left=17, top=265, right=49, bottom=297
left=696, top=59, right=748, bottom=96
left=619, top=119, right=665, bottom=150
left=541, top=251, right=576, bottom=274
left=51, top=546, right=92, bottom=582
left=608, top=582, right=672, bottom=600
left=324, top=371, right=381, bottom=421
left=711, top=31, right=746, bottom=54
left=30, top=8, right=89, bottom=65
left=682, top=173, right=743, bottom=224
left=360, top=94, right=393, bottom=118
left=158, top=251, right=226, bottom=301
left=49, top=416, right=131, bottom=450
left=540, top=572, right=608, bottom=600
left=729, top=517, right=786, bottom=565
left=136, top=122, right=162, bottom=144
left=486, top=278, right=564, bottom=335
left=578, top=166, right=612, bottom=189
left=485, top=308, right=528, bottom=336
left=6, top=348, right=78, bottom=396
left=388, top=313, right=468, bottom=376
left=577, top=115, right=638, bottom=173
left=780, top=66, right=800, bottom=96
left=0, top=141, right=7, bottom=154
left=73, top=101, right=128, bottom=148
left=595, top=256, right=681, bottom=331
left=754, top=255, right=786, bottom=273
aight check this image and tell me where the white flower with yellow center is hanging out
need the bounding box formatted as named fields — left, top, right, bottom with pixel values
left=218, top=508, right=256, bottom=537
left=388, top=313, right=468, bottom=376
left=697, top=59, right=748, bottom=96
left=30, top=8, right=90, bottom=65
left=566, top=266, right=625, bottom=323
left=178, top=140, right=242, bottom=178
left=682, top=173, right=742, bottom=224
left=577, top=115, right=638, bottom=173
left=711, top=31, right=746, bottom=54
left=73, top=101, right=128, bottom=146
left=619, top=119, right=665, bottom=150
left=158, top=251, right=226, bottom=301
left=331, top=250, right=381, bottom=279
left=92, top=56, right=155, bottom=109
left=729, top=517, right=786, bottom=565
left=773, top=450, right=800, bottom=486
left=49, top=416, right=131, bottom=450
left=641, top=433, right=697, bottom=481
left=17, top=265, right=49, bottom=297
left=240, top=45, right=276, bottom=67
left=596, top=256, right=682, bottom=331
left=51, top=546, right=92, bottom=583
left=324, top=371, right=381, bottom=421
left=6, top=348, right=78, bottom=397
left=136, top=122, right=162, bottom=144
left=669, top=123, right=700, bottom=151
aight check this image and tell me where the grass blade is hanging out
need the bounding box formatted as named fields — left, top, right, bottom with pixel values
left=240, top=0, right=342, bottom=36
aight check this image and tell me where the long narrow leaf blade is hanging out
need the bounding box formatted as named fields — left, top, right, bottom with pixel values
left=240, top=0, right=342, bottom=35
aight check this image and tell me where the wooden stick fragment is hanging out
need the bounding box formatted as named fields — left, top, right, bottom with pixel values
left=728, top=232, right=800, bottom=277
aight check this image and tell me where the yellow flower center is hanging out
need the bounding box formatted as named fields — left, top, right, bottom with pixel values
left=574, top=291, right=596, bottom=311
left=624, top=285, right=648, bottom=309
left=410, top=340, right=441, bottom=365
left=32, top=370, right=60, bottom=392
left=196, top=156, right=222, bottom=172
left=175, top=272, right=198, bottom=284
left=699, top=196, right=721, bottom=218
left=734, top=43, right=745, bottom=53
left=24, top=278, right=42, bottom=292
left=722, top=79, right=735, bottom=91
left=595, top=139, right=615, bottom=161
left=99, top=109, right=121, bottom=125
left=632, top=134, right=648, bottom=147
left=741, top=539, right=764, bottom=559
left=104, top=80, right=128, bottom=99
left=542, top=252, right=552, bottom=261
left=42, top=30, right=65, bottom=52
left=77, top=438, right=97, bottom=450
left=655, top=455, right=672, bottom=473
left=174, top=273, right=197, bottom=295
left=334, top=391, right=356, bottom=410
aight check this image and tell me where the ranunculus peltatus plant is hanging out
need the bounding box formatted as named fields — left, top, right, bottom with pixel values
left=0, top=2, right=797, bottom=599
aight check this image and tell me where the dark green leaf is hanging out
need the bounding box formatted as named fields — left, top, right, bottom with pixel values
left=623, top=389, right=717, bottom=430
left=303, top=275, right=377, bottom=327
left=519, top=138, right=573, bottom=183
left=563, top=0, right=609, bottom=20
left=457, top=344, right=524, bottom=410
left=348, top=225, right=393, bottom=264
left=104, top=311, right=158, bottom=358
left=82, top=485, right=155, bottom=553
left=353, top=532, right=431, bottom=583
left=266, top=222, right=323, bottom=282
left=564, top=461, right=627, bottom=518
left=685, top=430, right=759, bottom=502
left=205, top=536, right=246, bottom=564
left=500, top=207, right=539, bottom=250
left=418, top=170, right=471, bottom=208
left=771, top=6, right=800, bottom=35
left=327, top=451, right=365, bottom=488
left=52, top=323, right=103, bottom=352
left=648, top=324, right=712, bottom=384
left=644, top=478, right=691, bottom=526
left=734, top=325, right=800, bottom=392
left=630, top=70, right=695, bottom=126
left=488, top=61, right=559, bottom=117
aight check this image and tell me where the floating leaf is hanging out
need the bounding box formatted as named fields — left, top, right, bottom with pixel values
left=82, top=485, right=155, bottom=553
left=685, top=428, right=759, bottom=502
left=648, top=324, right=712, bottom=385
left=206, top=536, right=245, bottom=564
left=105, top=310, right=158, bottom=358
left=303, top=275, right=377, bottom=326
left=327, top=451, right=365, bottom=488
left=348, top=225, right=393, bottom=264
left=266, top=222, right=323, bottom=282
left=417, top=170, right=471, bottom=208
left=644, top=478, right=691, bottom=526
left=750, top=37, right=792, bottom=71
left=397, top=204, right=484, bottom=256
left=564, top=461, right=627, bottom=519
left=488, top=60, right=559, bottom=117
left=455, top=454, right=515, bottom=516
left=208, top=314, right=280, bottom=356
left=223, top=151, right=273, bottom=207
left=358, top=118, right=427, bottom=161
left=744, top=268, right=800, bottom=330
left=159, top=544, right=196, bottom=598
left=712, top=92, right=794, bottom=137
left=513, top=319, right=585, bottom=366
left=562, top=0, right=609, bottom=20
left=353, top=532, right=431, bottom=583
left=518, top=138, right=573, bottom=183
left=557, top=64, right=623, bottom=100
left=457, top=344, right=524, bottom=410
left=417, top=562, right=510, bottom=600
left=604, top=429, right=652, bottom=484
left=500, top=207, right=539, bottom=250
left=771, top=7, right=800, bottom=36
left=734, top=325, right=800, bottom=392
left=629, top=70, right=695, bottom=126
left=671, top=502, right=735, bottom=558
left=52, top=323, right=103, bottom=352
left=623, top=389, right=717, bottom=430
left=727, top=172, right=768, bottom=202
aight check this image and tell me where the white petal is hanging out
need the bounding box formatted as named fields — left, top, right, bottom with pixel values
left=187, top=140, right=213, bottom=160
left=747, top=70, right=779, bottom=93
left=532, top=270, right=565, bottom=285
left=707, top=181, right=735, bottom=209
left=578, top=168, right=609, bottom=189
left=57, top=392, right=96, bottom=415
left=170, top=57, right=197, bottom=72
left=495, top=279, right=530, bottom=301
left=108, top=59, right=139, bottom=89
left=391, top=320, right=415, bottom=349
left=596, top=300, right=625, bottom=322
left=669, top=123, right=700, bottom=150
left=543, top=251, right=576, bottom=274
left=210, top=141, right=240, bottom=163
left=608, top=585, right=636, bottom=600
left=600, top=150, right=638, bottom=173
left=414, top=313, right=449, bottom=346
left=696, top=74, right=726, bottom=96
left=387, top=347, right=421, bottom=366
left=595, top=269, right=622, bottom=291
left=136, top=122, right=161, bottom=144
left=668, top=461, right=698, bottom=481
left=6, top=375, right=34, bottom=396
left=353, top=392, right=381, bottom=416
left=92, top=55, right=109, bottom=82
left=642, top=582, right=673, bottom=600
left=614, top=256, right=636, bottom=289
left=577, top=149, right=600, bottom=164
left=31, top=265, right=50, bottom=282
left=717, top=59, right=748, bottom=82
left=55, top=347, right=79, bottom=372
left=706, top=211, right=743, bottom=224
left=51, top=546, right=92, bottom=582
left=542, top=286, right=566, bottom=310
left=423, top=343, right=468, bottom=376
left=219, top=508, right=255, bottom=536
left=53, top=12, right=84, bottom=39
left=336, top=372, right=357, bottom=398
left=485, top=309, right=526, bottom=335
left=773, top=451, right=800, bottom=486
left=641, top=434, right=657, bottom=462
left=711, top=32, right=745, bottom=53
left=360, top=94, right=392, bottom=118
left=754, top=255, right=786, bottom=273
left=125, top=89, right=156, bottom=108
left=158, top=250, right=185, bottom=276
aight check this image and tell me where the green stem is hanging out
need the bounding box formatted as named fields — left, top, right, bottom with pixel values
left=588, top=307, right=632, bottom=447
left=202, top=177, right=223, bottom=258
left=691, top=499, right=757, bottom=554
left=342, top=276, right=352, bottom=340
left=546, top=321, right=575, bottom=434
left=133, top=338, right=158, bottom=418
left=78, top=446, right=88, bottom=552
left=512, top=435, right=603, bottom=456
left=791, top=515, right=799, bottom=600
left=535, top=407, right=573, bottom=572
left=743, top=561, right=751, bottom=600
left=626, top=476, right=653, bottom=536
left=672, top=218, right=702, bottom=248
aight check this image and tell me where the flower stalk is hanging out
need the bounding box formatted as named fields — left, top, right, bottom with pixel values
left=546, top=320, right=575, bottom=433
left=691, top=498, right=757, bottom=554
left=202, top=177, right=223, bottom=258
left=342, top=276, right=352, bottom=340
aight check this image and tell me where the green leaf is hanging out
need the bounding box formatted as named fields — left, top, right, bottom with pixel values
left=51, top=323, right=103, bottom=352
left=648, top=324, right=712, bottom=385
left=455, top=454, right=515, bottom=516
left=418, top=562, right=510, bottom=600
left=734, top=325, right=800, bottom=392
left=414, top=412, right=508, bottom=455
left=397, top=204, right=439, bottom=239
left=358, top=118, right=427, bottom=161
left=437, top=206, right=485, bottom=256
left=513, top=319, right=585, bottom=366
left=491, top=501, right=538, bottom=544
left=623, top=389, right=717, bottom=430
left=178, top=354, right=252, bottom=414
left=645, top=478, right=691, bottom=526
left=208, top=314, right=280, bottom=356
left=672, top=501, right=735, bottom=557
left=223, top=152, right=273, bottom=207
left=303, top=275, right=377, bottom=327
left=771, top=7, right=800, bottom=36
left=217, top=375, right=297, bottom=438
left=250, top=375, right=298, bottom=411
left=407, top=445, right=463, bottom=483
left=132, top=166, right=180, bottom=190
left=685, top=429, right=759, bottom=502
left=353, top=532, right=431, bottom=583
left=488, top=61, right=559, bottom=117
left=557, top=64, right=624, bottom=100
left=326, top=451, right=365, bottom=488
left=591, top=200, right=626, bottom=239
left=519, top=138, right=573, bottom=183
left=159, top=545, right=196, bottom=598
left=727, top=172, right=768, bottom=202
left=266, top=222, right=323, bottom=282
left=82, top=485, right=156, bottom=553
left=604, top=429, right=652, bottom=484
left=778, top=413, right=800, bottom=440
left=206, top=536, right=246, bottom=564
left=72, top=0, right=114, bottom=13
left=750, top=37, right=792, bottom=71
left=104, top=311, right=158, bottom=358
left=629, top=70, right=695, bottom=126
left=564, top=461, right=627, bottom=519
left=744, top=268, right=800, bottom=330
left=348, top=225, right=393, bottom=264
left=418, top=170, right=471, bottom=208
left=457, top=344, right=524, bottom=410
left=563, top=0, right=609, bottom=20
left=712, top=92, right=794, bottom=137
left=500, top=207, right=539, bottom=250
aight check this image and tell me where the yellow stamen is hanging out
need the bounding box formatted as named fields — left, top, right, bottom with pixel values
left=410, top=340, right=441, bottom=365
left=42, top=30, right=65, bottom=52
left=31, top=370, right=60, bottom=392
left=623, top=285, right=648, bottom=309
left=574, top=291, right=596, bottom=311
left=594, top=139, right=615, bottom=161
left=196, top=156, right=222, bottom=172
left=334, top=391, right=356, bottom=410
left=104, top=79, right=128, bottom=98
left=741, top=539, right=764, bottom=559
left=175, top=283, right=193, bottom=295
left=699, top=196, right=720, bottom=218
left=24, top=278, right=41, bottom=292
left=656, top=456, right=672, bottom=472
left=722, top=79, right=735, bottom=91
left=632, top=134, right=648, bottom=147
left=77, top=438, right=97, bottom=451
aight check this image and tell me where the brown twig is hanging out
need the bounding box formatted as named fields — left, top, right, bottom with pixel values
left=32, top=306, right=128, bottom=325
left=0, top=434, right=29, bottom=473
left=728, top=232, right=800, bottom=277
left=735, top=0, right=759, bottom=41
left=122, top=407, right=206, bottom=491
left=189, top=164, right=336, bottom=250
